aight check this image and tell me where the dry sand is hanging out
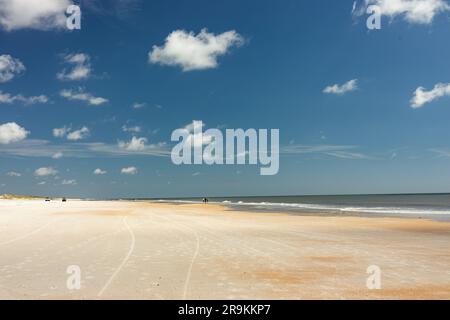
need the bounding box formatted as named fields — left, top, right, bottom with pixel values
left=0, top=199, right=449, bottom=300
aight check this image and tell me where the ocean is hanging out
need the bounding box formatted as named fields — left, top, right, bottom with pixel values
left=152, top=194, right=450, bottom=220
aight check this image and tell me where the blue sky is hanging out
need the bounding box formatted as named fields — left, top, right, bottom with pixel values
left=1, top=0, right=450, bottom=198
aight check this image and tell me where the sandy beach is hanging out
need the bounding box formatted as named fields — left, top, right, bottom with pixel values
left=0, top=199, right=449, bottom=300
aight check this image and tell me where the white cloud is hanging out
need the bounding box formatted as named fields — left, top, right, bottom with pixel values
left=37, top=181, right=46, bottom=185
left=93, top=168, right=107, bottom=175
left=149, top=28, right=244, bottom=71
left=6, top=171, right=21, bottom=177
left=355, top=0, right=450, bottom=24
left=0, top=0, right=73, bottom=31
left=0, top=139, right=170, bottom=158
left=60, top=89, right=108, bottom=106
left=410, top=83, right=450, bottom=108
left=67, top=127, right=90, bottom=141
left=281, top=144, right=370, bottom=160
left=323, top=79, right=358, bottom=95
left=53, top=126, right=70, bottom=138
left=52, top=152, right=63, bottom=159
left=118, top=136, right=148, bottom=151
left=62, top=179, right=76, bottom=185
left=121, top=166, right=138, bottom=175
left=122, top=125, right=141, bottom=133
left=53, top=126, right=89, bottom=141
left=57, top=53, right=91, bottom=81
left=182, top=121, right=214, bottom=148
left=0, top=91, right=48, bottom=105
left=132, top=102, right=146, bottom=109
left=0, top=54, right=25, bottom=83
left=0, top=122, right=29, bottom=144
left=35, top=167, right=58, bottom=177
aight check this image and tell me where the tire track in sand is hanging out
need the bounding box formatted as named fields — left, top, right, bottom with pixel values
left=0, top=219, right=57, bottom=247
left=97, top=216, right=135, bottom=297
left=144, top=211, right=200, bottom=300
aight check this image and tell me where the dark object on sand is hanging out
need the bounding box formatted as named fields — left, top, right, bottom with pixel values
left=62, top=197, right=67, bottom=202
left=202, top=198, right=209, bottom=204
left=45, top=197, right=51, bottom=202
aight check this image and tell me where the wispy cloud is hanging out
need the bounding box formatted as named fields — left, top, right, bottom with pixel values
left=430, top=148, right=450, bottom=158
left=35, top=167, right=58, bottom=177
left=57, top=53, right=92, bottom=81
left=0, top=91, right=48, bottom=105
left=149, top=29, right=244, bottom=71
left=410, top=83, right=450, bottom=108
left=60, top=88, right=108, bottom=106
left=0, top=139, right=170, bottom=158
left=281, top=144, right=371, bottom=159
left=122, top=125, right=141, bottom=133
left=323, top=79, right=358, bottom=95
left=131, top=102, right=146, bottom=109
left=6, top=171, right=21, bottom=177
left=62, top=179, right=77, bottom=185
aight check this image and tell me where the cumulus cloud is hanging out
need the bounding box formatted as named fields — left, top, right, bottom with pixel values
left=57, top=53, right=91, bottom=81
left=0, top=122, right=29, bottom=144
left=0, top=91, right=48, bottom=105
left=180, top=121, right=215, bottom=148
left=53, top=126, right=89, bottom=141
left=6, top=171, right=21, bottom=177
left=411, top=83, right=450, bottom=108
left=60, top=89, right=108, bottom=106
left=118, top=136, right=148, bottom=151
left=0, top=0, right=73, bottom=31
left=53, top=126, right=70, bottom=138
left=149, top=28, right=244, bottom=71
left=93, top=168, right=107, bottom=175
left=35, top=167, right=58, bottom=177
left=353, top=0, right=450, bottom=24
left=323, top=79, right=358, bottom=95
left=121, top=166, right=138, bottom=175
left=67, top=127, right=90, bottom=141
left=0, top=54, right=25, bottom=83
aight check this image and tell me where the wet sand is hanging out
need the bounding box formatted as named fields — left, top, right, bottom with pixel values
left=0, top=199, right=449, bottom=300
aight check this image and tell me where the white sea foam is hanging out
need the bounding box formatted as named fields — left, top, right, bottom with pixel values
left=155, top=199, right=450, bottom=215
